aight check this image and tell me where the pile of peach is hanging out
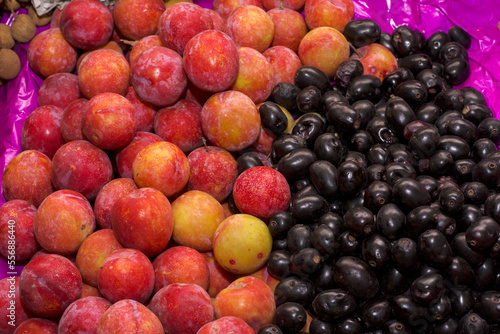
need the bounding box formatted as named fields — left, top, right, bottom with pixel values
left=0, top=0, right=396, bottom=332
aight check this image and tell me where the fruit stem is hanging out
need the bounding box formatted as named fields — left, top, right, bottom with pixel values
left=202, top=137, right=209, bottom=152
left=348, top=42, right=362, bottom=58
left=120, top=39, right=137, bottom=47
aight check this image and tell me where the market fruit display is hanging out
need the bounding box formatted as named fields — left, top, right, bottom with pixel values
left=1, top=0, right=500, bottom=333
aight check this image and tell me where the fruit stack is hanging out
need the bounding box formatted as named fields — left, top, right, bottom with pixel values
left=0, top=0, right=500, bottom=333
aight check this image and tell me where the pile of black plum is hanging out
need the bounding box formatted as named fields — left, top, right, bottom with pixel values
left=234, top=20, right=500, bottom=334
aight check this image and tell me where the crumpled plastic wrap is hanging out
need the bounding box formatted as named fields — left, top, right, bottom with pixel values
left=32, top=0, right=116, bottom=16
left=0, top=0, right=499, bottom=277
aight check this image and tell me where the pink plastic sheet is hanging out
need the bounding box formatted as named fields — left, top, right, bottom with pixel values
left=1, top=0, right=499, bottom=278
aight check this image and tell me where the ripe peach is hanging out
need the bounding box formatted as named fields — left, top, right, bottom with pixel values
left=231, top=46, right=274, bottom=104
left=197, top=316, right=255, bottom=334
left=33, top=189, right=95, bottom=256
left=98, top=248, right=155, bottom=304
left=201, top=90, right=261, bottom=152
left=183, top=30, right=239, bottom=93
left=214, top=276, right=276, bottom=331
left=111, top=187, right=174, bottom=258
left=60, top=98, right=88, bottom=142
left=187, top=146, right=238, bottom=203
left=232, top=166, right=291, bottom=221
left=50, top=140, right=113, bottom=201
left=94, top=178, right=138, bottom=229
left=212, top=0, right=264, bottom=21
left=132, top=141, right=190, bottom=198
left=2, top=150, right=53, bottom=207
left=78, top=49, right=131, bottom=99
left=154, top=99, right=203, bottom=153
left=111, top=131, right=164, bottom=179
left=59, top=0, right=114, bottom=50
left=82, top=92, right=137, bottom=150
left=267, top=7, right=308, bottom=53
left=298, top=26, right=350, bottom=78
left=128, top=35, right=163, bottom=68
left=20, top=105, right=64, bottom=159
left=213, top=214, right=272, bottom=274
left=304, top=0, right=354, bottom=32
left=0, top=277, right=31, bottom=334
left=153, top=245, right=210, bottom=293
left=131, top=46, right=187, bottom=107
left=28, top=28, right=78, bottom=78
left=158, top=2, right=214, bottom=55
left=171, top=190, right=226, bottom=252
left=75, top=229, right=123, bottom=287
left=148, top=283, right=214, bottom=334
left=112, top=0, right=165, bottom=41
left=97, top=299, right=164, bottom=334
left=263, top=45, right=303, bottom=87
left=0, top=200, right=39, bottom=263
left=19, top=254, right=82, bottom=318
left=202, top=252, right=238, bottom=298
left=58, top=297, right=112, bottom=334
left=125, top=86, right=157, bottom=132
left=350, top=43, right=399, bottom=81
left=13, top=318, right=58, bottom=334
left=38, top=73, right=83, bottom=110
left=226, top=5, right=274, bottom=53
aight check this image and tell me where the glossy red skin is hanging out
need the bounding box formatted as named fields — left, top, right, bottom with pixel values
left=205, top=8, right=226, bottom=31
left=263, top=45, right=303, bottom=87
left=262, top=0, right=306, bottom=10
left=202, top=252, right=238, bottom=298
left=112, top=0, right=165, bottom=41
left=19, top=254, right=82, bottom=318
left=226, top=5, right=274, bottom=53
left=132, top=141, right=190, bottom=198
left=33, top=189, right=95, bottom=256
left=231, top=47, right=274, bottom=104
left=268, top=8, right=308, bottom=53
left=82, top=92, right=137, bottom=150
left=78, top=49, right=130, bottom=99
left=2, top=150, right=54, bottom=207
left=98, top=248, right=155, bottom=304
left=125, top=86, right=157, bottom=132
left=0, top=200, right=39, bottom=263
left=12, top=318, right=58, bottom=334
left=149, top=283, right=214, bottom=334
left=183, top=30, right=239, bottom=93
left=304, top=0, right=354, bottom=32
left=152, top=246, right=210, bottom=293
left=0, top=277, right=31, bottom=334
left=28, top=28, right=77, bottom=78
left=75, top=229, right=123, bottom=287
left=59, top=0, right=114, bottom=50
left=212, top=0, right=264, bottom=21
left=60, top=98, right=88, bottom=142
left=50, top=7, right=62, bottom=28
left=80, top=283, right=103, bottom=298
left=50, top=140, right=113, bottom=201
left=58, top=297, right=112, bottom=334
left=197, top=316, right=256, bottom=334
left=76, top=41, right=124, bottom=73
left=111, top=188, right=174, bottom=258
left=158, top=2, right=213, bottom=55
left=232, top=166, right=291, bottom=221
left=93, top=178, right=138, bottom=229
left=128, top=35, right=163, bottom=68
left=154, top=99, right=203, bottom=154
left=21, top=105, right=64, bottom=159
left=131, top=46, right=187, bottom=107
left=350, top=43, right=399, bottom=81
left=111, top=131, right=164, bottom=179
left=298, top=26, right=350, bottom=78
left=97, top=299, right=164, bottom=334
left=38, top=73, right=82, bottom=110
left=187, top=146, right=238, bottom=203
left=214, top=276, right=276, bottom=332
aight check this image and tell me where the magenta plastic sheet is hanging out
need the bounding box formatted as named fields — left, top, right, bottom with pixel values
left=0, top=0, right=499, bottom=278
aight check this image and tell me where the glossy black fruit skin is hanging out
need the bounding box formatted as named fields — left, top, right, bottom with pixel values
left=391, top=25, right=419, bottom=56
left=416, top=68, right=446, bottom=100
left=474, top=290, right=500, bottom=323
left=325, top=103, right=362, bottom=135
left=376, top=203, right=405, bottom=240
left=385, top=96, right=416, bottom=137
left=291, top=194, right=330, bottom=223
left=314, top=132, right=345, bottom=167
left=472, top=158, right=500, bottom=190
left=398, top=53, right=432, bottom=77
left=392, top=177, right=432, bottom=212
left=409, top=126, right=441, bottom=158
left=381, top=67, right=414, bottom=97
left=394, top=79, right=428, bottom=110
left=392, top=294, right=427, bottom=323
left=461, top=86, right=486, bottom=105
left=439, top=41, right=469, bottom=64
left=465, top=216, right=500, bottom=253
left=295, top=66, right=331, bottom=92
left=457, top=313, right=489, bottom=334
left=364, top=180, right=392, bottom=211
left=271, top=134, right=308, bottom=163
left=462, top=103, right=493, bottom=126
left=287, top=224, right=312, bottom=254
left=272, top=82, right=301, bottom=111
left=311, top=224, right=340, bottom=255
left=333, top=255, right=379, bottom=299
left=308, top=317, right=335, bottom=334
left=448, top=25, right=471, bottom=49
left=337, top=160, right=367, bottom=197
left=424, top=31, right=451, bottom=61
left=445, top=256, right=475, bottom=287
left=445, top=117, right=478, bottom=143
left=438, top=186, right=465, bottom=214
left=418, top=229, right=453, bottom=269
left=309, top=160, right=339, bottom=199
left=296, top=85, right=322, bottom=113
left=415, top=102, right=442, bottom=124
left=391, top=237, right=420, bottom=273
left=236, top=152, right=264, bottom=175
left=267, top=250, right=291, bottom=279
left=378, top=31, right=398, bottom=55
left=343, top=206, right=376, bottom=237
left=346, top=75, right=382, bottom=104
left=312, top=289, right=356, bottom=322
left=277, top=148, right=317, bottom=181
left=478, top=117, right=500, bottom=145
left=443, top=58, right=470, bottom=85
left=289, top=247, right=322, bottom=276
left=344, top=19, right=381, bottom=48
left=361, top=233, right=391, bottom=270
left=274, top=275, right=315, bottom=307
left=334, top=59, right=364, bottom=88
left=292, top=113, right=326, bottom=148
left=366, top=116, right=398, bottom=146
left=434, top=88, right=465, bottom=112
left=268, top=211, right=296, bottom=239
left=259, top=101, right=289, bottom=135
left=258, top=324, right=284, bottom=334
left=410, top=272, right=446, bottom=304
left=273, top=302, right=307, bottom=334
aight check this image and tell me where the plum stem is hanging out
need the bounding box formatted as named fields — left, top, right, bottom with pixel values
left=120, top=39, right=137, bottom=47
left=348, top=42, right=362, bottom=58
left=202, top=137, right=209, bottom=152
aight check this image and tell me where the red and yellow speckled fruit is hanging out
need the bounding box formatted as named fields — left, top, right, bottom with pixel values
left=213, top=214, right=272, bottom=275
left=58, top=296, right=112, bottom=334
left=132, top=141, right=190, bottom=199
left=112, top=0, right=165, bottom=41
left=197, top=316, right=256, bottom=334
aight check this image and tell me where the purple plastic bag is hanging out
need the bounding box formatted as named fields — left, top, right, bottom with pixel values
left=0, top=0, right=499, bottom=279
